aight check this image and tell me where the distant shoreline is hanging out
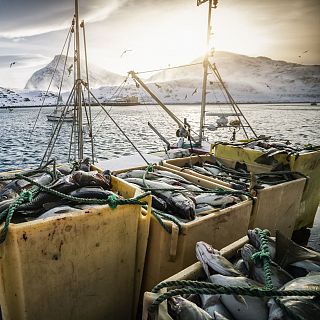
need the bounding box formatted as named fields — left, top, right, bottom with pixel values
left=0, top=101, right=318, bottom=109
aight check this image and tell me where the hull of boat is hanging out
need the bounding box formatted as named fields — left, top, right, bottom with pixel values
left=47, top=115, right=74, bottom=122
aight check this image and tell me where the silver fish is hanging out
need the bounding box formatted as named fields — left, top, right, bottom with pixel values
left=69, top=187, right=116, bottom=199
left=209, top=274, right=269, bottom=320
left=233, top=259, right=249, bottom=277
left=200, top=294, right=234, bottom=320
left=196, top=204, right=215, bottom=215
left=268, top=274, right=320, bottom=320
left=195, top=194, right=240, bottom=208
left=247, top=229, right=276, bottom=260
left=124, top=178, right=195, bottom=220
left=241, top=244, right=293, bottom=289
left=168, top=296, right=213, bottom=320
left=196, top=241, right=242, bottom=278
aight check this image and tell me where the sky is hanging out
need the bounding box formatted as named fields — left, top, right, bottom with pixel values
left=0, top=0, right=319, bottom=88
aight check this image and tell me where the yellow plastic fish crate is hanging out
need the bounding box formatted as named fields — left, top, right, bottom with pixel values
left=163, top=155, right=306, bottom=238
left=142, top=236, right=248, bottom=320
left=214, top=144, right=320, bottom=230
left=113, top=165, right=252, bottom=293
left=0, top=175, right=151, bottom=320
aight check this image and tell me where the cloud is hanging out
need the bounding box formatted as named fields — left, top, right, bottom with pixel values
left=0, top=0, right=129, bottom=38
left=0, top=54, right=50, bottom=68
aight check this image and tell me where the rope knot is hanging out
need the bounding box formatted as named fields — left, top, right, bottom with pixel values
left=251, top=251, right=271, bottom=263
left=20, top=190, right=34, bottom=203
left=107, top=194, right=118, bottom=209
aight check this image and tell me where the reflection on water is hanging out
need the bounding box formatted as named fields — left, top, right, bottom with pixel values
left=0, top=103, right=319, bottom=170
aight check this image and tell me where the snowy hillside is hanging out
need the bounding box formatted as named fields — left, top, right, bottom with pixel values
left=0, top=51, right=319, bottom=106
left=146, top=51, right=320, bottom=103
left=25, top=55, right=126, bottom=91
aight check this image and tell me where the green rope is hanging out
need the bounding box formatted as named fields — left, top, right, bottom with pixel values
left=148, top=281, right=319, bottom=313
left=250, top=228, right=273, bottom=290
left=0, top=188, right=37, bottom=243
left=0, top=174, right=151, bottom=243
left=14, top=174, right=150, bottom=207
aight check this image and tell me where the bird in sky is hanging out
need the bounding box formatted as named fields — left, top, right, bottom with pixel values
left=192, top=88, right=198, bottom=96
left=265, top=83, right=271, bottom=90
left=184, top=94, right=188, bottom=100
left=120, top=49, right=132, bottom=58
left=67, top=64, right=73, bottom=76
left=155, top=83, right=162, bottom=89
left=9, top=62, right=16, bottom=68
left=298, top=55, right=301, bottom=58
left=303, top=50, right=309, bottom=54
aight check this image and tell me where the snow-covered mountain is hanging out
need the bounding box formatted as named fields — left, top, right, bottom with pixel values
left=1, top=51, right=319, bottom=106
left=25, top=55, right=126, bottom=91
left=145, top=51, right=320, bottom=103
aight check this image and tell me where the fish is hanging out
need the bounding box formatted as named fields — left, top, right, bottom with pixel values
left=233, top=258, right=249, bottom=276
left=196, top=204, right=215, bottom=215
left=116, top=169, right=155, bottom=180
left=209, top=274, right=269, bottom=320
left=247, top=229, right=276, bottom=260
left=195, top=194, right=240, bottom=208
left=241, top=244, right=293, bottom=289
left=275, top=231, right=320, bottom=267
left=200, top=295, right=234, bottom=320
left=179, top=183, right=204, bottom=193
left=196, top=241, right=242, bottom=278
left=36, top=206, right=83, bottom=219
left=203, top=165, right=221, bottom=176
left=191, top=165, right=214, bottom=176
left=168, top=296, right=213, bottom=320
left=0, top=172, right=52, bottom=201
left=287, top=259, right=320, bottom=277
left=73, top=170, right=111, bottom=189
left=151, top=195, right=167, bottom=211
left=0, top=198, right=14, bottom=213
left=69, top=187, right=117, bottom=200
left=268, top=274, right=320, bottom=320
left=124, top=178, right=195, bottom=220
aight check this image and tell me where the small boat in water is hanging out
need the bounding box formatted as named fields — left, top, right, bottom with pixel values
left=46, top=107, right=73, bottom=122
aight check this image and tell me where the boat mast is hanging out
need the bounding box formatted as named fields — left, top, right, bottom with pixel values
left=75, top=0, right=84, bottom=160
left=198, top=0, right=218, bottom=145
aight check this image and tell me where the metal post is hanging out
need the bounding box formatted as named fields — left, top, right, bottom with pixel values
left=75, top=0, right=83, bottom=160
left=199, top=0, right=213, bottom=144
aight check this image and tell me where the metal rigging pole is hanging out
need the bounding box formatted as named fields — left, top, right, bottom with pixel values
left=198, top=0, right=218, bottom=145
left=75, top=0, right=84, bottom=160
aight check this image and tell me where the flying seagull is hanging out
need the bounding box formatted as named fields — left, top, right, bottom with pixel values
left=120, top=49, right=132, bottom=58
left=265, top=83, right=271, bottom=90
left=155, top=83, right=162, bottom=89
left=67, top=64, right=73, bottom=76
left=9, top=62, right=16, bottom=68
left=184, top=94, right=188, bottom=100
left=191, top=88, right=198, bottom=96
left=303, top=50, right=309, bottom=54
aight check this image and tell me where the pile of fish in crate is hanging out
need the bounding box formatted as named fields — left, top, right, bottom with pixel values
left=114, top=165, right=253, bottom=292
left=163, top=154, right=307, bottom=238
left=214, top=140, right=320, bottom=230
left=143, top=228, right=320, bottom=320
left=0, top=160, right=151, bottom=320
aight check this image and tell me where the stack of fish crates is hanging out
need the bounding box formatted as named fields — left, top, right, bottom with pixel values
left=0, top=171, right=151, bottom=320
left=113, top=165, right=253, bottom=293
left=163, top=154, right=306, bottom=238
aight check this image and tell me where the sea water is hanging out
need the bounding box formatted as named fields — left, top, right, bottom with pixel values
left=0, top=103, right=319, bottom=169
